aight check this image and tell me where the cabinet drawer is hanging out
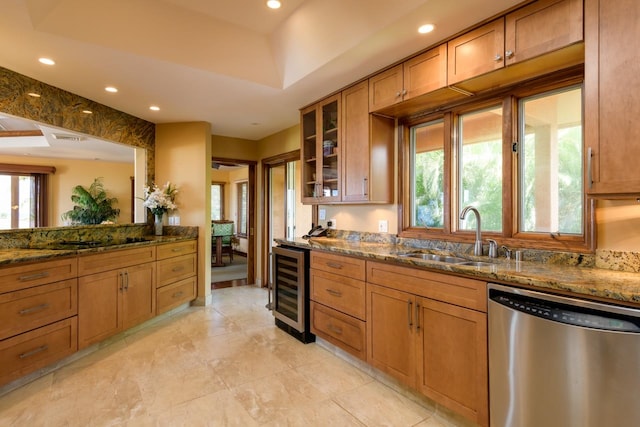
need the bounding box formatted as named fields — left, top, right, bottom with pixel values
left=367, top=261, right=487, bottom=312
left=0, top=317, right=77, bottom=386
left=0, top=257, right=77, bottom=294
left=78, top=246, right=156, bottom=276
left=156, top=240, right=197, bottom=260
left=157, top=253, right=197, bottom=288
left=157, top=276, right=196, bottom=314
left=311, top=269, right=365, bottom=320
left=311, top=301, right=366, bottom=360
left=0, top=279, right=78, bottom=340
left=310, top=251, right=365, bottom=281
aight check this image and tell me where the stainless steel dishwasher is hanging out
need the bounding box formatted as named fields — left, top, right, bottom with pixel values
left=488, top=283, right=640, bottom=427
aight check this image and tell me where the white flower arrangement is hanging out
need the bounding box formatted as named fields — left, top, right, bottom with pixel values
left=143, top=182, right=178, bottom=216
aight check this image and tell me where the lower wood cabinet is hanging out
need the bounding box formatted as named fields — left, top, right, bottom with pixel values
left=78, top=261, right=155, bottom=349
left=156, top=241, right=197, bottom=314
left=311, top=301, right=366, bottom=360
left=366, top=261, right=489, bottom=427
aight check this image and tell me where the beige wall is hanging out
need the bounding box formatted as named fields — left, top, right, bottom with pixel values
left=212, top=135, right=260, bottom=161
left=156, top=122, right=212, bottom=305
left=0, top=154, right=133, bottom=226
left=596, top=200, right=640, bottom=251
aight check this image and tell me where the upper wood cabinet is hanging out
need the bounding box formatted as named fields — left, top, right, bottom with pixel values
left=342, top=81, right=394, bottom=203
left=448, top=19, right=506, bottom=86
left=449, top=0, right=583, bottom=88
left=585, top=0, right=640, bottom=195
left=369, top=44, right=447, bottom=112
left=301, top=94, right=341, bottom=204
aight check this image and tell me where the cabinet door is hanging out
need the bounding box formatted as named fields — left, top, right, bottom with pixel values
left=300, top=94, right=341, bottom=203
left=403, top=44, right=447, bottom=100
left=585, top=0, right=640, bottom=194
left=122, top=262, right=155, bottom=330
left=366, top=283, right=415, bottom=386
left=448, top=18, right=505, bottom=85
left=78, top=270, right=122, bottom=349
left=342, top=81, right=371, bottom=202
left=368, top=64, right=403, bottom=112
left=416, top=297, right=488, bottom=427
left=506, top=0, right=583, bottom=65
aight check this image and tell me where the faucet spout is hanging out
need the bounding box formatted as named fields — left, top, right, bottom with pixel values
left=460, top=206, right=483, bottom=256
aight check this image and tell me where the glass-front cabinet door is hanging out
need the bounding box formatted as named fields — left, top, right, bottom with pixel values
left=301, top=94, right=341, bottom=204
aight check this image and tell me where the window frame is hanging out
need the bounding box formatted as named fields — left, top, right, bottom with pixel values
left=0, top=163, right=54, bottom=229
left=236, top=180, right=248, bottom=238
left=398, top=71, right=593, bottom=252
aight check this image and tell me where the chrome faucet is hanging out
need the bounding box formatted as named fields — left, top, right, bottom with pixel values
left=460, top=206, right=483, bottom=256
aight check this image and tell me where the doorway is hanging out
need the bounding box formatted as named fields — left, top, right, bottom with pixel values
left=210, top=158, right=257, bottom=286
left=262, top=151, right=313, bottom=290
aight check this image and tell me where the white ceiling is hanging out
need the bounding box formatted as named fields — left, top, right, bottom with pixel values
left=0, top=0, right=524, bottom=150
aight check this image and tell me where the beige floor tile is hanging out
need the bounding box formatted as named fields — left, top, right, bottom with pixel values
left=334, top=381, right=433, bottom=427
left=232, top=369, right=328, bottom=424
left=295, top=355, right=374, bottom=396
left=262, top=399, right=367, bottom=427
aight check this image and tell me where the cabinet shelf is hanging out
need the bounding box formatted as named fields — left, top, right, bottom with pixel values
left=324, top=127, right=338, bottom=134
left=305, top=134, right=317, bottom=140
left=306, top=157, right=316, bottom=163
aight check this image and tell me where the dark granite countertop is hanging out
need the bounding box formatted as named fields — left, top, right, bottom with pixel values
left=278, top=237, right=640, bottom=306
left=0, top=235, right=195, bottom=266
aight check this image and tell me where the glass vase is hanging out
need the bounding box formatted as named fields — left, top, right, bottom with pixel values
left=154, top=212, right=164, bottom=236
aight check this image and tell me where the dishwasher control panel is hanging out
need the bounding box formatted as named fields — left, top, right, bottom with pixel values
left=490, top=291, right=640, bottom=333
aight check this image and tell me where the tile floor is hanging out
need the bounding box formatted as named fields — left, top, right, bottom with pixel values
left=0, top=286, right=473, bottom=426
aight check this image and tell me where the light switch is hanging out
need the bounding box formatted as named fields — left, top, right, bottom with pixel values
left=319, top=209, right=326, bottom=220
left=378, top=219, right=388, bottom=233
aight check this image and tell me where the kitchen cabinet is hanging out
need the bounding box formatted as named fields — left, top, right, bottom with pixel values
left=341, top=81, right=395, bottom=203
left=310, top=251, right=366, bottom=359
left=449, top=0, right=583, bottom=89
left=156, top=240, right=197, bottom=314
left=0, top=257, right=78, bottom=386
left=78, top=246, right=156, bottom=349
left=366, top=261, right=488, bottom=427
left=585, top=0, right=640, bottom=195
left=301, top=94, right=341, bottom=203
left=369, top=44, right=448, bottom=112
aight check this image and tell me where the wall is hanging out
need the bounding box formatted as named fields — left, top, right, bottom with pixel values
left=0, top=154, right=133, bottom=226
left=596, top=200, right=640, bottom=251
left=156, top=122, right=211, bottom=305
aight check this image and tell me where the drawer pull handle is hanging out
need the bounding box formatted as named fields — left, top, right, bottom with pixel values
left=172, top=291, right=184, bottom=298
left=327, top=324, right=343, bottom=335
left=171, top=248, right=184, bottom=252
left=172, top=266, right=185, bottom=273
left=326, top=262, right=343, bottom=269
left=19, top=345, right=48, bottom=359
left=19, top=303, right=50, bottom=315
left=18, top=272, right=50, bottom=282
left=325, top=289, right=342, bottom=297
left=407, top=300, right=413, bottom=329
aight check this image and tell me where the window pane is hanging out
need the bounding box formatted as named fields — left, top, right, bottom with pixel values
left=0, top=174, right=36, bottom=229
left=411, top=120, right=445, bottom=228
left=211, top=184, right=222, bottom=220
left=458, top=107, right=503, bottom=232
left=238, top=181, right=248, bottom=235
left=520, top=86, right=583, bottom=234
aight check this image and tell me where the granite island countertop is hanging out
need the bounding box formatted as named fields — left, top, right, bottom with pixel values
left=278, top=237, right=640, bottom=307
left=0, top=235, right=195, bottom=266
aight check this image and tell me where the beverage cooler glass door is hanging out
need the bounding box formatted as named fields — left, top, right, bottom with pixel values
left=272, top=246, right=307, bottom=332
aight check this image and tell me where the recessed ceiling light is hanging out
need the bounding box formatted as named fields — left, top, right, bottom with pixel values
left=82, top=110, right=93, bottom=114
left=418, top=24, right=435, bottom=34
left=149, top=105, right=160, bottom=111
left=27, top=92, right=41, bottom=98
left=267, top=0, right=281, bottom=9
left=105, top=86, right=118, bottom=93
left=38, top=57, right=55, bottom=65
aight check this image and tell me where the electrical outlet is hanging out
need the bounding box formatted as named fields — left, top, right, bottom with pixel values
left=328, top=218, right=337, bottom=229
left=378, top=219, right=388, bottom=233
left=319, top=208, right=326, bottom=220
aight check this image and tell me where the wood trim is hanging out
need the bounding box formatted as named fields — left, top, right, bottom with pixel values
left=0, top=163, right=56, bottom=174
left=0, top=130, right=43, bottom=138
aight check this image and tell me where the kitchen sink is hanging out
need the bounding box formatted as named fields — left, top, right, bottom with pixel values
left=459, top=261, right=495, bottom=267
left=399, top=253, right=468, bottom=264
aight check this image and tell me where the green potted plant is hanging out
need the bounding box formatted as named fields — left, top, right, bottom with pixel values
left=61, top=177, right=120, bottom=225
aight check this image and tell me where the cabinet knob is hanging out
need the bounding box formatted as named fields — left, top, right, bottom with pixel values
left=505, top=50, right=514, bottom=58
left=395, top=91, right=402, bottom=98
left=494, top=54, right=503, bottom=61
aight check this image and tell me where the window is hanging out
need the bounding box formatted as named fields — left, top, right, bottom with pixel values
left=401, top=73, right=588, bottom=250
left=519, top=86, right=583, bottom=235
left=411, top=119, right=445, bottom=228
left=237, top=181, right=248, bottom=237
left=211, top=182, right=224, bottom=221
left=458, top=106, right=503, bottom=232
left=0, top=164, right=54, bottom=229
